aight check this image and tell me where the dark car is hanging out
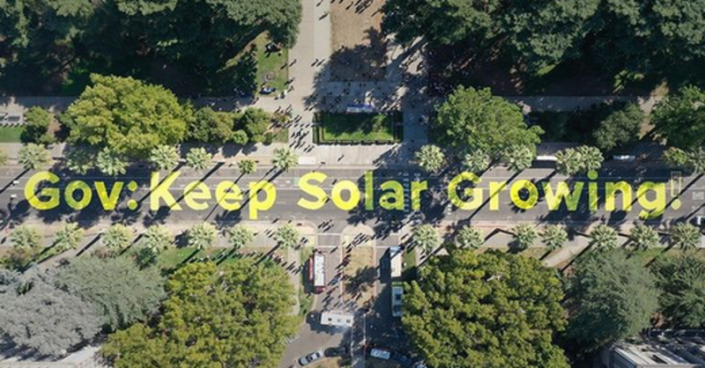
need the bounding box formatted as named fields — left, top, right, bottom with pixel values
left=391, top=351, right=413, bottom=367
left=298, top=350, right=324, bottom=366
left=325, top=346, right=349, bottom=357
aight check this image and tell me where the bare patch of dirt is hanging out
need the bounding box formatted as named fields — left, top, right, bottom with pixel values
left=330, top=0, right=387, bottom=81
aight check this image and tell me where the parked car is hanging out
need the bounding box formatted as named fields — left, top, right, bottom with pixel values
left=369, top=348, right=392, bottom=360
left=325, top=346, right=349, bottom=357
left=391, top=351, right=412, bottom=366
left=298, top=350, right=324, bottom=366
left=260, top=86, right=277, bottom=95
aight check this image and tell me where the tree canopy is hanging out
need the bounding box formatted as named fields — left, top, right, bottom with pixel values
left=382, top=0, right=705, bottom=75
left=57, top=257, right=165, bottom=331
left=0, top=269, right=102, bottom=357
left=403, top=250, right=569, bottom=368
left=566, top=250, right=659, bottom=352
left=653, top=86, right=705, bottom=150
left=65, top=75, right=190, bottom=158
left=652, top=256, right=705, bottom=328
left=102, top=260, right=297, bottom=367
left=435, top=87, right=543, bottom=157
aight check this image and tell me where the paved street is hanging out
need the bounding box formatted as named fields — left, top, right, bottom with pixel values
left=2, top=166, right=702, bottom=231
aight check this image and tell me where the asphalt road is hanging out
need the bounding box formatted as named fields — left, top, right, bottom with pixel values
left=1, top=166, right=702, bottom=229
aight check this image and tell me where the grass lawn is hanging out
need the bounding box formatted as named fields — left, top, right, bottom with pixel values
left=253, top=34, right=288, bottom=96
left=0, top=127, right=24, bottom=142
left=320, top=113, right=395, bottom=142
left=272, top=127, right=289, bottom=143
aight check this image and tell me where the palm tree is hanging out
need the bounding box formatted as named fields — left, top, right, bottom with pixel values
left=102, top=224, right=133, bottom=255
left=10, top=225, right=42, bottom=250
left=456, top=226, right=483, bottom=249
left=412, top=225, right=440, bottom=253
left=274, top=224, right=300, bottom=248
left=512, top=224, right=538, bottom=251
left=629, top=224, right=660, bottom=250
left=273, top=148, right=298, bottom=172
left=150, top=145, right=180, bottom=170
left=54, top=223, right=84, bottom=252
left=65, top=147, right=96, bottom=174
left=186, top=147, right=212, bottom=170
left=18, top=143, right=51, bottom=170
left=541, top=225, right=568, bottom=251
left=462, top=150, right=491, bottom=173
left=589, top=224, right=619, bottom=250
left=187, top=223, right=218, bottom=250
left=670, top=223, right=701, bottom=251
left=96, top=148, right=127, bottom=176
left=238, top=160, right=257, bottom=175
left=556, top=148, right=581, bottom=176
left=228, top=225, right=254, bottom=251
left=501, top=146, right=534, bottom=172
left=415, top=144, right=445, bottom=173
left=140, top=225, right=174, bottom=254
left=577, top=146, right=604, bottom=173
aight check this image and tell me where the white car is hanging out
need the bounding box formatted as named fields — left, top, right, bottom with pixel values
left=298, top=350, right=324, bottom=366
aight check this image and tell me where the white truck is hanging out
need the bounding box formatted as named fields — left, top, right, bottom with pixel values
left=389, top=246, right=403, bottom=280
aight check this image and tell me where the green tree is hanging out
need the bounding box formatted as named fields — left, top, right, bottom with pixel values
left=567, top=250, right=659, bottom=352
left=57, top=257, right=165, bottom=331
left=670, top=223, right=701, bottom=251
left=18, top=143, right=51, bottom=170
left=512, top=224, right=538, bottom=251
left=10, top=225, right=42, bottom=251
left=232, top=130, right=249, bottom=145
left=274, top=224, right=300, bottom=249
left=242, top=108, right=271, bottom=143
left=102, top=224, right=133, bottom=255
left=412, top=225, right=440, bottom=253
left=54, top=223, right=84, bottom=253
left=140, top=225, right=174, bottom=254
left=629, top=224, right=660, bottom=250
left=435, top=87, right=543, bottom=157
left=501, top=145, right=534, bottom=172
left=542, top=225, right=568, bottom=251
left=589, top=225, right=619, bottom=250
left=64, top=147, right=96, bottom=174
left=96, top=148, right=127, bottom=176
left=456, top=226, right=483, bottom=249
left=576, top=146, right=604, bottom=172
left=663, top=147, right=705, bottom=174
left=404, top=249, right=569, bottom=368
left=185, top=147, right=212, bottom=170
left=238, top=159, right=257, bottom=174
left=22, top=106, right=55, bottom=144
left=652, top=256, right=705, bottom=328
left=415, top=144, right=445, bottom=173
left=462, top=150, right=491, bottom=173
left=273, top=147, right=298, bottom=172
left=228, top=225, right=254, bottom=251
left=556, top=146, right=603, bottom=175
left=593, top=102, right=643, bottom=152
left=102, top=260, right=297, bottom=368
left=190, top=108, right=234, bottom=143
left=653, top=86, right=705, bottom=150
left=187, top=223, right=218, bottom=250
left=65, top=75, right=190, bottom=158
left=149, top=145, right=180, bottom=170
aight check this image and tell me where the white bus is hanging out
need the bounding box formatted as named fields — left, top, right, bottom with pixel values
left=310, top=253, right=326, bottom=293
left=389, top=246, right=403, bottom=280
